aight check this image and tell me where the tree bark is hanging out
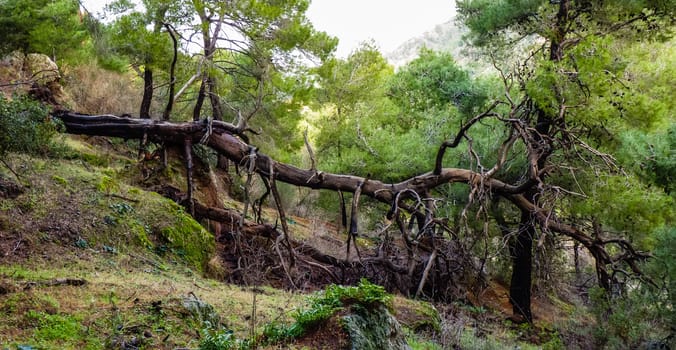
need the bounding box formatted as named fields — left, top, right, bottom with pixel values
left=509, top=210, right=534, bottom=322
left=140, top=67, right=153, bottom=119
left=163, top=23, right=178, bottom=121
left=506, top=0, right=571, bottom=322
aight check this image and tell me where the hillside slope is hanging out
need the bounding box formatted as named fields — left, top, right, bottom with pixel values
left=385, top=20, right=469, bottom=68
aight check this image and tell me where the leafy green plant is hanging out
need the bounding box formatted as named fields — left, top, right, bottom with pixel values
left=110, top=202, right=134, bottom=215
left=0, top=95, right=58, bottom=159
left=199, top=328, right=250, bottom=350
left=263, top=278, right=392, bottom=343
left=588, top=281, right=672, bottom=349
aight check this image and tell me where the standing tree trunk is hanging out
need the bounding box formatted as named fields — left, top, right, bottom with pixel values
left=509, top=210, right=534, bottom=322
left=507, top=0, right=570, bottom=320
left=140, top=67, right=153, bottom=119
left=163, top=23, right=178, bottom=122
left=138, top=66, right=154, bottom=159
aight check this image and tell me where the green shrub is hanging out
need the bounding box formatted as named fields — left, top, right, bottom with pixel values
left=264, top=278, right=392, bottom=343
left=589, top=281, right=672, bottom=349
left=0, top=95, right=59, bottom=158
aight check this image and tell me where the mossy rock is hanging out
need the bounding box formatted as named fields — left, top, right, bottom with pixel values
left=392, top=297, right=441, bottom=333
left=152, top=194, right=214, bottom=271
left=342, top=303, right=411, bottom=350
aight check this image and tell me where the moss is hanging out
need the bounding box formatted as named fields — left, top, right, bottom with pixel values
left=393, top=297, right=441, bottom=334
left=548, top=293, right=576, bottom=316
left=80, top=152, right=110, bottom=167
left=129, top=220, right=154, bottom=250
left=51, top=175, right=68, bottom=186
left=0, top=199, right=14, bottom=211
left=27, top=311, right=85, bottom=342
left=412, top=301, right=441, bottom=333
left=96, top=175, right=119, bottom=194
left=156, top=197, right=214, bottom=271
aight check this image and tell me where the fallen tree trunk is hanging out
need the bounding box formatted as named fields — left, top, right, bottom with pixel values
left=52, top=111, right=650, bottom=297
left=53, top=111, right=521, bottom=205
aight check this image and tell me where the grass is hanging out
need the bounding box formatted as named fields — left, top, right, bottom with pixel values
left=0, top=134, right=582, bottom=349
left=0, top=146, right=304, bottom=349
left=0, top=152, right=214, bottom=271
left=0, top=258, right=304, bottom=349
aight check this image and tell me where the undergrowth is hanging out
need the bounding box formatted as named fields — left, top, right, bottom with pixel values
left=198, top=278, right=392, bottom=350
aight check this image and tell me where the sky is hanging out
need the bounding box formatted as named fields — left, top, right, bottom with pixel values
left=306, top=0, right=456, bottom=57
left=80, top=0, right=456, bottom=57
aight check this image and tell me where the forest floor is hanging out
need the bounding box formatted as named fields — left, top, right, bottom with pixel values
left=0, top=135, right=587, bottom=349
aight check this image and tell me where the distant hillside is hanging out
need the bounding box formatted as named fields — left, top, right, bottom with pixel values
left=385, top=19, right=469, bottom=68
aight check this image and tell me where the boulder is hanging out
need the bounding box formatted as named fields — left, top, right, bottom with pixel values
left=342, top=303, right=412, bottom=350
left=26, top=53, right=60, bottom=84
left=0, top=51, right=63, bottom=102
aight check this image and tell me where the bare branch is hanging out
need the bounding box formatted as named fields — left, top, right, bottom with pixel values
left=434, top=101, right=501, bottom=175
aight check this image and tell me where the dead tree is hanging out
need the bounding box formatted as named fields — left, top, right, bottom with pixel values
left=52, top=110, right=652, bottom=308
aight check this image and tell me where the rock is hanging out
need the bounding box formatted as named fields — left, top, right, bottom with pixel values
left=0, top=51, right=64, bottom=102
left=25, top=53, right=60, bottom=84
left=342, top=303, right=412, bottom=350
left=0, top=282, right=16, bottom=295
left=181, top=293, right=221, bottom=327
left=0, top=178, right=24, bottom=199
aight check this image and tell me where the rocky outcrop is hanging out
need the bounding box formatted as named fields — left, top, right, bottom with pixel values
left=0, top=51, right=63, bottom=103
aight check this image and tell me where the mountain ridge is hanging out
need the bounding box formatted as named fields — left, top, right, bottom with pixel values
left=385, top=18, right=470, bottom=68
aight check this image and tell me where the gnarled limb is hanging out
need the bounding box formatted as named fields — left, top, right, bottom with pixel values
left=434, top=101, right=501, bottom=175
left=53, top=111, right=652, bottom=300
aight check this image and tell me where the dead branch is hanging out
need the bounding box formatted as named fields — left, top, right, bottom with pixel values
left=347, top=178, right=366, bottom=261
left=415, top=248, right=437, bottom=298
left=434, top=101, right=501, bottom=175
left=304, top=127, right=316, bottom=172
left=53, top=111, right=651, bottom=293
left=184, top=137, right=195, bottom=215
left=269, top=173, right=295, bottom=266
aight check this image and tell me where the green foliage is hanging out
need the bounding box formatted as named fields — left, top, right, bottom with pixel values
left=588, top=285, right=672, bottom=349
left=0, top=0, right=87, bottom=60
left=617, top=124, right=676, bottom=195
left=26, top=310, right=85, bottom=343
left=199, top=328, right=250, bottom=350
left=569, top=173, right=673, bottom=249
left=264, top=278, right=392, bottom=343
left=103, top=0, right=184, bottom=70
left=588, top=227, right=675, bottom=349
left=644, top=226, right=676, bottom=327
left=0, top=95, right=58, bottom=158
left=459, top=0, right=674, bottom=48
left=317, top=278, right=393, bottom=308
left=389, top=49, right=487, bottom=116
left=457, top=0, right=544, bottom=46
left=313, top=44, right=495, bottom=184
